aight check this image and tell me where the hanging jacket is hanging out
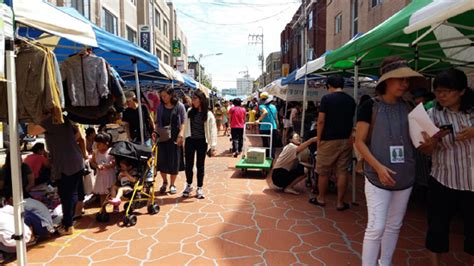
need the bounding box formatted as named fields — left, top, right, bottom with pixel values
left=0, top=40, right=64, bottom=124
left=61, top=53, right=109, bottom=107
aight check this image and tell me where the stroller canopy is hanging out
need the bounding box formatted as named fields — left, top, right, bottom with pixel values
left=110, top=141, right=152, bottom=162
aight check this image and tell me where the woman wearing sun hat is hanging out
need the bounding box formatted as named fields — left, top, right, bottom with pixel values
left=354, top=56, right=425, bottom=266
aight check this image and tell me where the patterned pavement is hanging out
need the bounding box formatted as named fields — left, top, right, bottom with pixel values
left=7, top=135, right=470, bottom=265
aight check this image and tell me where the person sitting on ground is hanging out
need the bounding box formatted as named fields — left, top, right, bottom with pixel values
left=269, top=133, right=318, bottom=195
left=108, top=160, right=138, bottom=207
left=1, top=152, right=35, bottom=199
left=23, top=143, right=50, bottom=186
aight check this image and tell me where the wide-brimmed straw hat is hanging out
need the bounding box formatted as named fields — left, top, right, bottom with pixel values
left=376, top=59, right=424, bottom=92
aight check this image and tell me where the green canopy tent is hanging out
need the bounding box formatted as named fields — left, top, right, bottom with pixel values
left=295, top=0, right=474, bottom=204
left=297, top=0, right=474, bottom=80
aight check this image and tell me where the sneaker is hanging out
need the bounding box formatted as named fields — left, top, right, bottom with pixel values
left=196, top=187, right=205, bottom=199
left=57, top=226, right=74, bottom=236
left=182, top=184, right=193, bottom=198
left=169, top=185, right=177, bottom=194
left=160, top=183, right=168, bottom=194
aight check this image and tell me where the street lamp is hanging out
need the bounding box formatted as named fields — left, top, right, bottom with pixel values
left=198, top=52, right=223, bottom=86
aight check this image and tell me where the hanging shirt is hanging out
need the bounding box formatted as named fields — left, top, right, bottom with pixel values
left=61, top=53, right=109, bottom=107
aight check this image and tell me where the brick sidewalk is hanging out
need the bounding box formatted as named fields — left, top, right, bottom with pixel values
left=6, top=135, right=470, bottom=265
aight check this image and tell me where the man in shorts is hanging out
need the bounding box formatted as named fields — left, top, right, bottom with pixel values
left=313, top=75, right=356, bottom=211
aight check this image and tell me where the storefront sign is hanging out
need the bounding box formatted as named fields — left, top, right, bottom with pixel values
left=172, top=40, right=181, bottom=57
left=139, top=25, right=150, bottom=52
left=176, top=59, right=185, bottom=72
left=281, top=63, right=290, bottom=77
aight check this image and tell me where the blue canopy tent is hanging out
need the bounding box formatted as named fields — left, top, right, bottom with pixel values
left=17, top=6, right=167, bottom=144
left=18, top=7, right=162, bottom=81
left=281, top=69, right=324, bottom=85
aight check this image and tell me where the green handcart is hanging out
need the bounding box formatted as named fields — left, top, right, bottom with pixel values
left=235, top=122, right=273, bottom=176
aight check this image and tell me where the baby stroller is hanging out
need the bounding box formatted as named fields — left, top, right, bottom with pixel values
left=95, top=141, right=160, bottom=226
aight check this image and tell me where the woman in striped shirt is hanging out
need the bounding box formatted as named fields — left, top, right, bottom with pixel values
left=419, top=69, right=474, bottom=266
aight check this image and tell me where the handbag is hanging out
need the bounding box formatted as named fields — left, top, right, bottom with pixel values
left=156, top=126, right=172, bottom=142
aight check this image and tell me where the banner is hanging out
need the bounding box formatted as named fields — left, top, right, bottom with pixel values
left=176, top=59, right=184, bottom=72
left=139, top=25, right=150, bottom=52
left=172, top=40, right=181, bottom=57
left=286, top=83, right=374, bottom=102
left=281, top=63, right=290, bottom=77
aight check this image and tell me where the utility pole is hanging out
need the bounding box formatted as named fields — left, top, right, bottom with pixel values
left=248, top=29, right=264, bottom=89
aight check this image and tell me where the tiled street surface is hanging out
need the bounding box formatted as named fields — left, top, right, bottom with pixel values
left=7, top=135, right=470, bottom=265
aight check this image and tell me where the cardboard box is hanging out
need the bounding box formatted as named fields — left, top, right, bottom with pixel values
left=246, top=148, right=266, bottom=164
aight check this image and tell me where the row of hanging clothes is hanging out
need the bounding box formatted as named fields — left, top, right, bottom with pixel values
left=0, top=40, right=127, bottom=125
left=0, top=38, right=65, bottom=124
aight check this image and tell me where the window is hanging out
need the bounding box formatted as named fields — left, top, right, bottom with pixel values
left=154, top=9, right=161, bottom=30
left=308, top=10, right=313, bottom=30
left=164, top=54, right=169, bottom=64
left=126, top=26, right=137, bottom=44
left=102, top=8, right=118, bottom=35
left=351, top=0, right=358, bottom=37
left=66, top=0, right=90, bottom=19
left=273, top=62, right=280, bottom=71
left=155, top=49, right=162, bottom=59
left=163, top=20, right=168, bottom=37
left=335, top=13, right=342, bottom=34
left=371, top=0, right=383, bottom=7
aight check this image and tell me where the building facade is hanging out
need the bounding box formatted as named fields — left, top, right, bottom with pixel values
left=265, top=51, right=282, bottom=83
left=49, top=0, right=188, bottom=69
left=236, top=76, right=254, bottom=96
left=280, top=0, right=327, bottom=74
left=326, top=0, right=410, bottom=50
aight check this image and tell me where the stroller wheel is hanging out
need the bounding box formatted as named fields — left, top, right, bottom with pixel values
left=147, top=203, right=160, bottom=215
left=124, top=214, right=137, bottom=226
left=96, top=212, right=109, bottom=223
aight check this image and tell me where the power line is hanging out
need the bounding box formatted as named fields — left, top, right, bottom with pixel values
left=177, top=7, right=294, bottom=26
left=194, top=0, right=299, bottom=7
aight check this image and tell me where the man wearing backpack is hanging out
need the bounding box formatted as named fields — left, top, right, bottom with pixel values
left=312, top=75, right=356, bottom=211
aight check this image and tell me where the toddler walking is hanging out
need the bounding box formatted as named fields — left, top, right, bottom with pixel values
left=91, top=133, right=115, bottom=206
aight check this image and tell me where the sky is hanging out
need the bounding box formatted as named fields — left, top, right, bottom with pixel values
left=171, top=0, right=301, bottom=91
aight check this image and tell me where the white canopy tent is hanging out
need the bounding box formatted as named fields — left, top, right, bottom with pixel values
left=3, top=1, right=99, bottom=265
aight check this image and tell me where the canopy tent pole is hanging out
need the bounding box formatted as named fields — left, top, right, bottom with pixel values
left=133, top=58, right=145, bottom=145
left=352, top=61, right=360, bottom=205
left=300, top=63, right=308, bottom=138
left=6, top=34, right=28, bottom=266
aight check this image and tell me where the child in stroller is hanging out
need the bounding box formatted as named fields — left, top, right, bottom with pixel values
left=108, top=159, right=138, bottom=211
left=96, top=141, right=160, bottom=226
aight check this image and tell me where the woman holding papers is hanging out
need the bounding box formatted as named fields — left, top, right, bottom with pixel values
left=419, top=69, right=474, bottom=266
left=355, top=57, right=425, bottom=266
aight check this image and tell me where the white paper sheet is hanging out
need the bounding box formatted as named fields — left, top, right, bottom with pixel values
left=408, top=103, right=439, bottom=148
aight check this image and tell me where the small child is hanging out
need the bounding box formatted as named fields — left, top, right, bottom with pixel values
left=91, top=133, right=115, bottom=206
left=108, top=160, right=138, bottom=208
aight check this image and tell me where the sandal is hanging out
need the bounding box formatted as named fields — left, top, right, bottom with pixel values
left=336, top=202, right=350, bottom=211
left=308, top=198, right=326, bottom=207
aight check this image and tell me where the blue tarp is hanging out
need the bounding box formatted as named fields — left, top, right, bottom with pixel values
left=17, top=6, right=163, bottom=79
left=281, top=69, right=324, bottom=85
